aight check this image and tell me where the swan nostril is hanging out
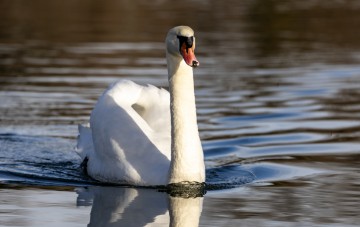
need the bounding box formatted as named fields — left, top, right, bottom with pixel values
left=192, top=60, right=199, bottom=67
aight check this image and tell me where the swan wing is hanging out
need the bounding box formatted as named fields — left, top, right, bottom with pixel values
left=134, top=83, right=171, bottom=138
left=76, top=80, right=171, bottom=185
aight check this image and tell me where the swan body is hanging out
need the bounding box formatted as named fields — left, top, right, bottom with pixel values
left=76, top=26, right=205, bottom=186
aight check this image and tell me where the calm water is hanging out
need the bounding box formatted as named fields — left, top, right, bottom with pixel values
left=1, top=0, right=360, bottom=226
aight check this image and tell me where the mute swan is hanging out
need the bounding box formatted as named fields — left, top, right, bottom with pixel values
left=76, top=26, right=205, bottom=186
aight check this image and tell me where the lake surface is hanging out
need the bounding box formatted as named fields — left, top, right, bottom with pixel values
left=1, top=0, right=360, bottom=226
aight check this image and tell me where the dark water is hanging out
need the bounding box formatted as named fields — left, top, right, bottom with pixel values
left=1, top=0, right=360, bottom=226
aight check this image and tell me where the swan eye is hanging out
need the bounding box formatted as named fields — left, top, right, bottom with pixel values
left=177, top=35, right=194, bottom=49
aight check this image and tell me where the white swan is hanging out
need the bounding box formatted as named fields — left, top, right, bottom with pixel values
left=76, top=26, right=205, bottom=186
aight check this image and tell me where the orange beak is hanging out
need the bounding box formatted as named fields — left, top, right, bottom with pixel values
left=180, top=42, right=199, bottom=67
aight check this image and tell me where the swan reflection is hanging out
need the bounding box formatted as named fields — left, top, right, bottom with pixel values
left=76, top=186, right=203, bottom=227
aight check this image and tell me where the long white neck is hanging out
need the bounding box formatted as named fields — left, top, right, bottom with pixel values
left=167, top=53, right=205, bottom=184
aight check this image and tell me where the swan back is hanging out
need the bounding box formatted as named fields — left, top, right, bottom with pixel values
left=78, top=80, right=171, bottom=185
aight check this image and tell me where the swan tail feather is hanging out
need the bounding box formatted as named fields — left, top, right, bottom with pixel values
left=75, top=124, right=94, bottom=160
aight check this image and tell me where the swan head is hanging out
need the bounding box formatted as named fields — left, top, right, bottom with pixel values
left=166, top=26, right=199, bottom=68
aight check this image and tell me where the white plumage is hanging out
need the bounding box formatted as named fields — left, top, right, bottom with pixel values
left=76, top=26, right=205, bottom=186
